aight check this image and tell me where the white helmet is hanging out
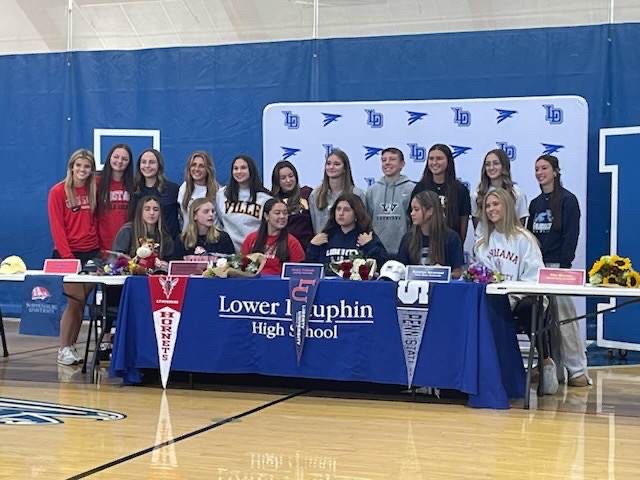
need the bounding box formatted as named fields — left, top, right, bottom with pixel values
left=378, top=260, right=407, bottom=282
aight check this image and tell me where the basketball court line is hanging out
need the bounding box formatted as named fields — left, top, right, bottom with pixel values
left=66, top=388, right=311, bottom=479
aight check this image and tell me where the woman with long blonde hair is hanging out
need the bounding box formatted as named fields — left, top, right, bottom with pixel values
left=174, top=198, right=234, bottom=258
left=47, top=149, right=99, bottom=366
left=474, top=188, right=558, bottom=395
left=178, top=151, right=219, bottom=232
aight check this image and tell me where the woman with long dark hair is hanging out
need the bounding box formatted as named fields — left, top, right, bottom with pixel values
left=309, top=149, right=366, bottom=234
left=241, top=198, right=305, bottom=275
left=305, top=193, right=388, bottom=268
left=130, top=148, right=180, bottom=241
left=271, top=160, right=313, bottom=249
left=410, top=144, right=471, bottom=242
left=396, top=191, right=464, bottom=278
left=216, top=154, right=272, bottom=252
left=96, top=144, right=134, bottom=251
left=528, top=154, right=589, bottom=388
left=112, top=195, right=174, bottom=261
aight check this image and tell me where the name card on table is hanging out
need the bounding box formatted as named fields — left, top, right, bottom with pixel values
left=406, top=265, right=451, bottom=283
left=281, top=263, right=325, bottom=280
left=43, top=259, right=81, bottom=274
left=537, top=267, right=585, bottom=286
left=168, top=261, right=209, bottom=276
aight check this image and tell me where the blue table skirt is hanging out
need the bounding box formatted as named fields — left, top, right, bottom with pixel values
left=111, top=277, right=524, bottom=409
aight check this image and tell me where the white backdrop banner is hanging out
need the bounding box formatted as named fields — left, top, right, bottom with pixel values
left=263, top=96, right=587, bottom=268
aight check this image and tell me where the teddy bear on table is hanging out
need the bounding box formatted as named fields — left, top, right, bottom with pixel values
left=128, top=238, right=163, bottom=275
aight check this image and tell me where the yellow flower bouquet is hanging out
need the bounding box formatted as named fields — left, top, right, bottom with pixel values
left=589, top=255, right=640, bottom=288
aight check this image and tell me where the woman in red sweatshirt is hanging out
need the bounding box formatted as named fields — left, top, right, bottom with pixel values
left=96, top=144, right=134, bottom=251
left=47, top=149, right=99, bottom=366
left=241, top=198, right=305, bottom=276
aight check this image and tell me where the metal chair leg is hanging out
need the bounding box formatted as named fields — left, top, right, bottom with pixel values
left=0, top=307, right=9, bottom=357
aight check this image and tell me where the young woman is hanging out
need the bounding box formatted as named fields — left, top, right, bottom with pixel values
left=528, top=154, right=589, bottom=388
left=174, top=198, right=235, bottom=259
left=305, top=193, right=388, bottom=269
left=474, top=188, right=558, bottom=395
left=241, top=198, right=305, bottom=276
left=216, top=155, right=272, bottom=252
left=178, top=151, right=219, bottom=233
left=396, top=191, right=464, bottom=278
left=130, top=149, right=181, bottom=241
left=271, top=160, right=313, bottom=249
left=309, top=149, right=366, bottom=234
left=112, top=196, right=174, bottom=262
left=96, top=144, right=134, bottom=251
left=471, top=148, right=528, bottom=234
left=47, top=149, right=99, bottom=366
left=410, top=144, right=471, bottom=242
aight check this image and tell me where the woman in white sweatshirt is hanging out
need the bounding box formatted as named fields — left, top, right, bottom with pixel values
left=474, top=188, right=558, bottom=395
left=216, top=155, right=272, bottom=252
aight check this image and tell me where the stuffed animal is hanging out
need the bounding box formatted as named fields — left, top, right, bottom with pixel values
left=128, top=238, right=160, bottom=275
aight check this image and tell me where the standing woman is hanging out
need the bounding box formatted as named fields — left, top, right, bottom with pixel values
left=96, top=144, right=134, bottom=252
left=174, top=198, right=235, bottom=259
left=112, top=196, right=174, bottom=264
left=410, top=144, right=471, bottom=242
left=178, top=151, right=219, bottom=233
left=474, top=188, right=558, bottom=395
left=471, top=148, right=528, bottom=235
left=216, top=155, right=272, bottom=252
left=130, top=148, right=181, bottom=241
left=241, top=198, right=305, bottom=276
left=47, top=149, right=100, bottom=366
left=528, top=155, right=590, bottom=387
left=271, top=160, right=313, bottom=249
left=305, top=193, right=388, bottom=268
left=309, top=149, right=366, bottom=234
left=396, top=191, right=464, bottom=278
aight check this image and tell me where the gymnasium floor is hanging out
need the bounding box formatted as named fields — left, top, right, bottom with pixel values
left=2, top=319, right=640, bottom=479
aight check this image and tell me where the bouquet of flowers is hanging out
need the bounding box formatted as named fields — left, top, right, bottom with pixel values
left=203, top=253, right=266, bottom=278
left=462, top=262, right=504, bottom=284
left=329, top=256, right=377, bottom=280
left=97, top=255, right=131, bottom=276
left=589, top=255, right=640, bottom=288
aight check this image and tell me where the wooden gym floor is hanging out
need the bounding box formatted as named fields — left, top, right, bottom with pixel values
left=2, top=319, right=640, bottom=479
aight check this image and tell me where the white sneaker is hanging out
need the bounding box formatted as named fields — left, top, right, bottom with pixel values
left=70, top=345, right=84, bottom=364
left=57, top=347, right=80, bottom=366
left=542, top=359, right=559, bottom=395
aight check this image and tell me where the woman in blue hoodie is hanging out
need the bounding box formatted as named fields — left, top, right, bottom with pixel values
left=305, top=193, right=388, bottom=269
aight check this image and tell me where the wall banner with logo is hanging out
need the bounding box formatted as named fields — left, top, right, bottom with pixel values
left=19, top=275, right=66, bottom=337
left=149, top=275, right=189, bottom=389
left=287, top=264, right=323, bottom=365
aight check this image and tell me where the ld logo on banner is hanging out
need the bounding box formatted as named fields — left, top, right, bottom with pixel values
left=285, top=264, right=323, bottom=366
left=149, top=276, right=188, bottom=389
left=397, top=280, right=430, bottom=388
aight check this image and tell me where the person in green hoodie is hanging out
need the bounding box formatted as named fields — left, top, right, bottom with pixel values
left=365, top=147, right=414, bottom=256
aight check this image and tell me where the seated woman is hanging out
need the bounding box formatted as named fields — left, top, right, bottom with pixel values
left=241, top=198, right=305, bottom=276
left=396, top=190, right=464, bottom=278
left=112, top=195, right=174, bottom=267
left=305, top=193, right=388, bottom=269
left=473, top=188, right=558, bottom=395
left=174, top=198, right=234, bottom=259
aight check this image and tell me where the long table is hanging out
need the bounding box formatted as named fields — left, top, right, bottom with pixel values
left=111, top=277, right=525, bottom=409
